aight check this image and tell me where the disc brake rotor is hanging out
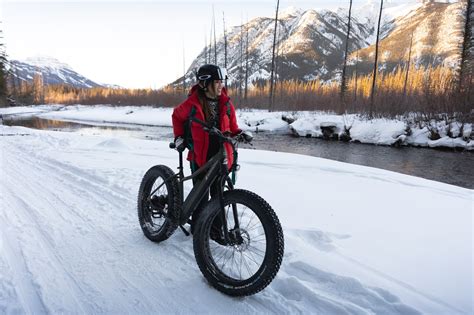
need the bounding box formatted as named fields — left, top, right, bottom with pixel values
left=229, top=228, right=250, bottom=251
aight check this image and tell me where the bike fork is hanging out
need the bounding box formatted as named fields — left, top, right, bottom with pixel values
left=218, top=177, right=240, bottom=243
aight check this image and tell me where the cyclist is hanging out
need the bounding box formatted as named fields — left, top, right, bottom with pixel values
left=171, top=64, right=241, bottom=234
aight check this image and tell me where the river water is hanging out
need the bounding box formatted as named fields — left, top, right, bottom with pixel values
left=3, top=116, right=473, bottom=189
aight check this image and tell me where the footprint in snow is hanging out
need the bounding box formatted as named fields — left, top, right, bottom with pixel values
left=95, top=138, right=130, bottom=150
left=274, top=261, right=421, bottom=315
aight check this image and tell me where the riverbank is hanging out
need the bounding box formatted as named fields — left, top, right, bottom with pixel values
left=1, top=104, right=472, bottom=150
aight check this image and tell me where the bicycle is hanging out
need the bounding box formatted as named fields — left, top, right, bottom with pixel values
left=137, top=117, right=284, bottom=296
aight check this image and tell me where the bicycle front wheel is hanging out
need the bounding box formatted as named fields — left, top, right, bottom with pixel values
left=193, top=189, right=284, bottom=296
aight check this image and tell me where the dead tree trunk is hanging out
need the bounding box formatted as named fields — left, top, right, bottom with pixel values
left=238, top=20, right=243, bottom=107
left=204, top=33, right=208, bottom=64
left=341, top=0, right=353, bottom=101
left=370, top=0, right=384, bottom=118
left=182, top=43, right=186, bottom=94
left=269, top=0, right=280, bottom=111
left=213, top=5, right=217, bottom=64
left=209, top=26, right=213, bottom=64
left=403, top=31, right=414, bottom=99
left=244, top=22, right=249, bottom=105
left=223, top=12, right=228, bottom=88
left=458, top=0, right=473, bottom=91
left=353, top=50, right=359, bottom=102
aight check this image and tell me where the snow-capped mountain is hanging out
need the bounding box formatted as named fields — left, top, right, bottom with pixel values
left=350, top=1, right=465, bottom=71
left=173, top=1, right=463, bottom=87
left=10, top=56, right=102, bottom=88
left=339, top=0, right=423, bottom=43
left=175, top=7, right=372, bottom=86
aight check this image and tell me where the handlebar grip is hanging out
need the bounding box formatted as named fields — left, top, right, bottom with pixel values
left=169, top=142, right=176, bottom=149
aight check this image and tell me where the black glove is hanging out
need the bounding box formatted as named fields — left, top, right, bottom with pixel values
left=237, top=131, right=253, bottom=143
left=174, top=136, right=186, bottom=152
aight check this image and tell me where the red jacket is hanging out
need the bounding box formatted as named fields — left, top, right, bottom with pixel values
left=172, top=85, right=240, bottom=169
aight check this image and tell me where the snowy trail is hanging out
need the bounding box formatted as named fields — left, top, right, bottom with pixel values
left=1, top=132, right=298, bottom=313
left=0, top=127, right=471, bottom=314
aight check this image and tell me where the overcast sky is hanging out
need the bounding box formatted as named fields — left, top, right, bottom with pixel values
left=1, top=0, right=415, bottom=88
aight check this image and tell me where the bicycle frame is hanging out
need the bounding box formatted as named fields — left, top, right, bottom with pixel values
left=177, top=147, right=228, bottom=226
left=148, top=138, right=238, bottom=241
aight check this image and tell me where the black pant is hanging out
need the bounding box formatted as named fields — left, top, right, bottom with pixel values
left=190, top=161, right=223, bottom=234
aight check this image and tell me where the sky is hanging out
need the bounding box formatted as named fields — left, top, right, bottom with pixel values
left=1, top=0, right=416, bottom=89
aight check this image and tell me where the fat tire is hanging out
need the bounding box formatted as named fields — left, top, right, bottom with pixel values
left=137, top=165, right=180, bottom=242
left=193, top=189, right=284, bottom=296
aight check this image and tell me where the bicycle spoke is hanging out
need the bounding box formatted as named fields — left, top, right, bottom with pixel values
left=211, top=245, right=228, bottom=265
left=239, top=252, right=243, bottom=280
left=246, top=221, right=263, bottom=232
left=242, top=252, right=253, bottom=278
left=249, top=232, right=266, bottom=241
left=220, top=247, right=233, bottom=272
left=207, top=199, right=271, bottom=282
left=247, top=244, right=265, bottom=257
left=239, top=205, right=246, bottom=226
left=243, top=250, right=262, bottom=267
left=244, top=214, right=257, bottom=231
left=145, top=176, right=170, bottom=232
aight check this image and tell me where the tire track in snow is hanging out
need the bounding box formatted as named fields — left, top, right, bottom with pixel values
left=3, top=133, right=430, bottom=314
left=0, top=214, right=48, bottom=314
left=2, top=146, right=164, bottom=313
left=2, top=139, right=242, bottom=313
left=1, top=183, right=96, bottom=314
left=1, top=134, right=360, bottom=314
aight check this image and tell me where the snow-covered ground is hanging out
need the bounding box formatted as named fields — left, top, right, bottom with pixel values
left=0, top=119, right=472, bottom=314
left=2, top=105, right=471, bottom=150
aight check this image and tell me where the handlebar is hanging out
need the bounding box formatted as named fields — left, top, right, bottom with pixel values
left=169, top=117, right=252, bottom=154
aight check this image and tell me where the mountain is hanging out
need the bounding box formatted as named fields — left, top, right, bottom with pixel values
left=350, top=1, right=464, bottom=72
left=175, top=7, right=372, bottom=86
left=10, top=56, right=102, bottom=89
left=173, top=1, right=463, bottom=87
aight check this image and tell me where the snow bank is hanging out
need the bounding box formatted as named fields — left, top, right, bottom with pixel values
left=0, top=104, right=63, bottom=116
left=1, top=105, right=472, bottom=150
left=350, top=118, right=406, bottom=145
left=38, top=105, right=174, bottom=127
left=237, top=109, right=290, bottom=133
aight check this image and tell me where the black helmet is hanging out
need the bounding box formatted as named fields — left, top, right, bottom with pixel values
left=196, top=64, right=228, bottom=89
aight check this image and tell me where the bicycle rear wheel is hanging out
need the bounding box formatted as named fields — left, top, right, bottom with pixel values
left=193, top=189, right=284, bottom=296
left=137, top=165, right=180, bottom=242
